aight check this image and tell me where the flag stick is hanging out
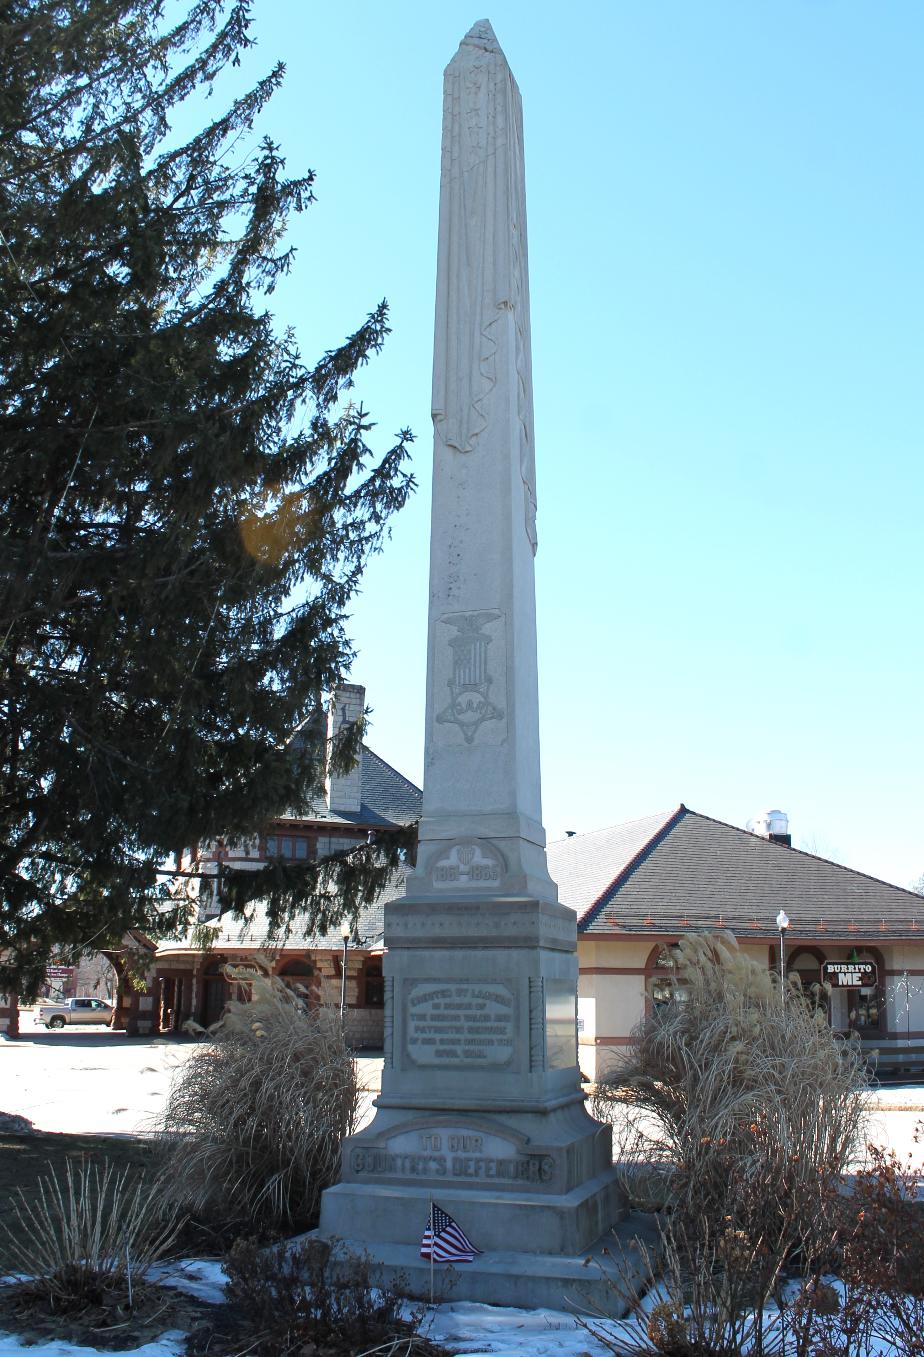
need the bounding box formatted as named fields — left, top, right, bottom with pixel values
left=429, top=1197, right=435, bottom=1307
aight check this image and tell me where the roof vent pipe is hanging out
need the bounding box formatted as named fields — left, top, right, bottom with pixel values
left=746, top=809, right=791, bottom=848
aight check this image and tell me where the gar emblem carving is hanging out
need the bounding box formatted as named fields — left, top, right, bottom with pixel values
left=436, top=610, right=504, bottom=744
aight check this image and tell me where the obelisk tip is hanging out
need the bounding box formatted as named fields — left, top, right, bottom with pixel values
left=460, top=19, right=502, bottom=54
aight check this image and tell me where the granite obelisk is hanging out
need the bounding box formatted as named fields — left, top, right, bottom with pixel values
left=316, top=22, right=623, bottom=1309
left=407, top=16, right=554, bottom=905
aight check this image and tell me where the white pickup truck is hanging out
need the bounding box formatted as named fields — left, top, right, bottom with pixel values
left=37, top=997, right=113, bottom=1029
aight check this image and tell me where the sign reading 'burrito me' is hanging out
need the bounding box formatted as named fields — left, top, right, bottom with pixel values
left=406, top=981, right=515, bottom=1066
left=821, top=961, right=878, bottom=989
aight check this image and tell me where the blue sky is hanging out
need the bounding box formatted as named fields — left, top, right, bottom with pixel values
left=196, top=2, right=922, bottom=889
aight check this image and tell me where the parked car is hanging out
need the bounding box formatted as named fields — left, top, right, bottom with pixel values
left=37, top=997, right=113, bottom=1029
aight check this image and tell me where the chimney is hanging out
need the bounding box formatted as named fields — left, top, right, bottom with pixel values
left=326, top=683, right=365, bottom=815
left=746, top=809, right=792, bottom=848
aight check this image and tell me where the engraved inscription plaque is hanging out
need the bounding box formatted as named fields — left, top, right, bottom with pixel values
left=349, top=1125, right=556, bottom=1186
left=406, top=981, right=515, bottom=1067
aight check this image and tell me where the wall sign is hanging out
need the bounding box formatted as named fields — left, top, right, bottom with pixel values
left=821, top=961, right=877, bottom=989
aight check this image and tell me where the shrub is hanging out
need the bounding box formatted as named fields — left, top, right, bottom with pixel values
left=591, top=931, right=868, bottom=1354
left=158, top=959, right=358, bottom=1232
left=4, top=1158, right=180, bottom=1312
left=595, top=933, right=866, bottom=1248
left=187, top=1236, right=450, bottom=1357
left=789, top=1134, right=924, bottom=1357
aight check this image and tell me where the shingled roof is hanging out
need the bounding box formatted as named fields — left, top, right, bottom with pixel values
left=283, top=745, right=422, bottom=829
left=185, top=865, right=410, bottom=953
left=548, top=806, right=924, bottom=942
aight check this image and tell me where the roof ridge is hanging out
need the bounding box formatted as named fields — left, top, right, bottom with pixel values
left=548, top=807, right=679, bottom=847
left=362, top=743, right=422, bottom=799
left=682, top=807, right=924, bottom=903
left=578, top=805, right=686, bottom=928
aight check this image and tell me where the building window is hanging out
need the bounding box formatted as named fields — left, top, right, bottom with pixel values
left=847, top=951, right=884, bottom=1034
left=316, top=834, right=362, bottom=860
left=788, top=947, right=829, bottom=1017
left=852, top=988, right=880, bottom=1030
left=646, top=944, right=685, bottom=1011
left=361, top=959, right=384, bottom=1008
left=265, top=834, right=311, bottom=860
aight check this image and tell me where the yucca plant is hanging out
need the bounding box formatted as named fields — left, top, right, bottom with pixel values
left=4, top=1159, right=181, bottom=1311
left=158, top=957, right=358, bottom=1231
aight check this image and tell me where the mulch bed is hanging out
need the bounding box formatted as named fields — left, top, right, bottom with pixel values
left=0, top=1279, right=213, bottom=1351
left=0, top=1128, right=202, bottom=1348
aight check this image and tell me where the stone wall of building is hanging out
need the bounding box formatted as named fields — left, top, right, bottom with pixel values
left=345, top=1005, right=384, bottom=1050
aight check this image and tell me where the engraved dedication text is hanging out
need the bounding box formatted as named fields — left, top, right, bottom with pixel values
left=406, top=981, right=515, bottom=1066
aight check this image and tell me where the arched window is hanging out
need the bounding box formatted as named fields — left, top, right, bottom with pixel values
left=787, top=946, right=829, bottom=1016
left=277, top=957, right=318, bottom=1006
left=645, top=943, right=684, bottom=1012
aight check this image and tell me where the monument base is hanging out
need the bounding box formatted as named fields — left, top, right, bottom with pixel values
left=302, top=1212, right=659, bottom=1316
left=319, top=1169, right=624, bottom=1258
left=319, top=893, right=625, bottom=1252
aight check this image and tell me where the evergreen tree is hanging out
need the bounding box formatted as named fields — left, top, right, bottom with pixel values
left=0, top=0, right=415, bottom=995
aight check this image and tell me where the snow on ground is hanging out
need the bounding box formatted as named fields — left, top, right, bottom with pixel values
left=0, top=1336, right=185, bottom=1357
left=422, top=1300, right=624, bottom=1356
left=147, top=1260, right=227, bottom=1307
left=0, top=1254, right=623, bottom=1357
left=4, top=1015, right=195, bottom=1136
left=5, top=1014, right=923, bottom=1150
left=1, top=1257, right=915, bottom=1355
left=3, top=1014, right=383, bottom=1136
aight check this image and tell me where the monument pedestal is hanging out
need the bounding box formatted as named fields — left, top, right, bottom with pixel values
left=317, top=896, right=626, bottom=1307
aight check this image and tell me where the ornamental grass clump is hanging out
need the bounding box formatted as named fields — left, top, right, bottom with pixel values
left=4, top=1159, right=180, bottom=1312
left=590, top=931, right=868, bottom=1355
left=158, top=959, right=358, bottom=1233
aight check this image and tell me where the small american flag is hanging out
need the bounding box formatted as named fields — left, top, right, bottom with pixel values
left=420, top=1202, right=482, bottom=1263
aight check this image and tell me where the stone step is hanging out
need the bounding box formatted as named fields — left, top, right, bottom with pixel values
left=304, top=1211, right=660, bottom=1317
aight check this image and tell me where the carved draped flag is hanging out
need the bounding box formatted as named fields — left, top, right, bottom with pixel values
left=420, top=1203, right=482, bottom=1263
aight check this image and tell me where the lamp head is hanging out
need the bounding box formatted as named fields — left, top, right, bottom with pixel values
left=340, top=919, right=352, bottom=941
left=776, top=909, right=790, bottom=932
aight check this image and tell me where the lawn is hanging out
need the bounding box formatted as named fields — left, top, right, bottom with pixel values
left=0, top=1132, right=152, bottom=1272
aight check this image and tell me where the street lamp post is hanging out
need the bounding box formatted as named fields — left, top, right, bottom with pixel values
left=339, top=920, right=351, bottom=1024
left=776, top=909, right=790, bottom=1008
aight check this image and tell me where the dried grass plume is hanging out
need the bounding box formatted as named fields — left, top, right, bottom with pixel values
left=158, top=957, right=358, bottom=1230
